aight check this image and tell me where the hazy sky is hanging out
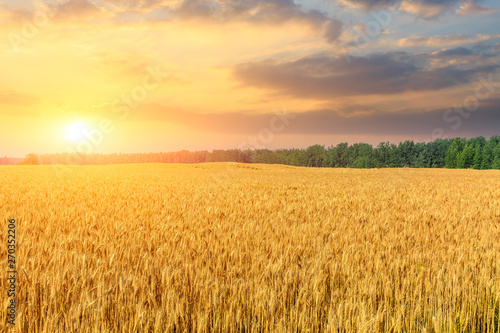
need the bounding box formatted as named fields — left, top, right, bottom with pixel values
left=1, top=0, right=499, bottom=156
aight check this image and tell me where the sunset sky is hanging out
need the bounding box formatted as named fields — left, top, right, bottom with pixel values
left=1, top=0, right=499, bottom=156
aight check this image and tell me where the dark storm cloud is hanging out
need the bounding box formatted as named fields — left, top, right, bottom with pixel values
left=232, top=51, right=499, bottom=99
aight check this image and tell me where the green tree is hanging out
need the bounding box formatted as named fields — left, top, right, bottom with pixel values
left=472, top=146, right=482, bottom=170
left=481, top=142, right=493, bottom=169
left=322, top=146, right=336, bottom=168
left=374, top=142, right=391, bottom=167
left=351, top=156, right=373, bottom=168
left=492, top=156, right=500, bottom=170
left=445, top=138, right=462, bottom=168
left=414, top=152, right=427, bottom=168
left=457, top=144, right=474, bottom=169
left=305, top=145, right=325, bottom=167
left=334, top=143, right=349, bottom=168
left=428, top=139, right=451, bottom=168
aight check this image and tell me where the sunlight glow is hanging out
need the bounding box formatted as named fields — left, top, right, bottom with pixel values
left=65, top=121, right=89, bottom=142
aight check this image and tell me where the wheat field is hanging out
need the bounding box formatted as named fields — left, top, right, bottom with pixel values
left=1, top=163, right=500, bottom=332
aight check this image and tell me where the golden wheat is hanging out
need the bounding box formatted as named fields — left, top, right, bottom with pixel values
left=1, top=163, right=499, bottom=332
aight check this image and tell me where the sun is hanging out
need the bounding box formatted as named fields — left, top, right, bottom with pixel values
left=65, top=121, right=89, bottom=142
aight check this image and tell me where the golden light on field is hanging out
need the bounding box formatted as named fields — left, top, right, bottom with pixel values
left=65, top=121, right=89, bottom=143
left=1, top=164, right=500, bottom=332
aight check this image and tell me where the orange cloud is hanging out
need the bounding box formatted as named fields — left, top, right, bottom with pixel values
left=456, top=0, right=496, bottom=15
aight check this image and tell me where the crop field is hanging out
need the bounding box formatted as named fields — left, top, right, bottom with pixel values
left=1, top=163, right=500, bottom=332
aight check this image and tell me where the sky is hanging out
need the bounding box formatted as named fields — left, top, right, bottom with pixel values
left=0, top=0, right=499, bottom=156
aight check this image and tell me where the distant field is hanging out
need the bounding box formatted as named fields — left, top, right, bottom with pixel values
left=1, top=164, right=500, bottom=332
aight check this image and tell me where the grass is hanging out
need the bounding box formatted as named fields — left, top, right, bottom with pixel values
left=1, top=163, right=499, bottom=332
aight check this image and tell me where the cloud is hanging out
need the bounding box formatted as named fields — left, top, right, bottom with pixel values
left=336, top=0, right=398, bottom=10
left=54, top=0, right=111, bottom=21
left=173, top=0, right=344, bottom=43
left=428, top=46, right=498, bottom=67
left=132, top=97, right=500, bottom=138
left=323, top=19, right=344, bottom=43
left=232, top=51, right=498, bottom=100
left=456, top=0, right=495, bottom=15
left=398, top=34, right=499, bottom=47
left=281, top=102, right=500, bottom=137
left=399, top=0, right=457, bottom=19
left=0, top=0, right=113, bottom=25
left=338, top=0, right=494, bottom=18
left=429, top=46, right=497, bottom=60
left=103, top=0, right=173, bottom=13
left=431, top=47, right=476, bottom=57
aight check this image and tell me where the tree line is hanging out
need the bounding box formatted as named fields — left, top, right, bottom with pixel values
left=0, top=156, right=23, bottom=165
left=17, top=136, right=500, bottom=169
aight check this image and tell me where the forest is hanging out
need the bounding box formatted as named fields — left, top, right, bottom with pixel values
left=16, top=136, right=500, bottom=169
